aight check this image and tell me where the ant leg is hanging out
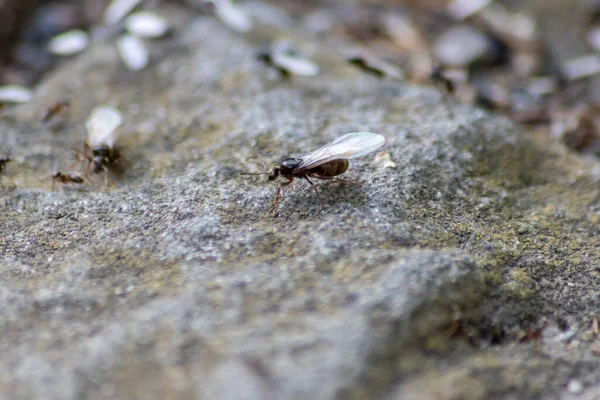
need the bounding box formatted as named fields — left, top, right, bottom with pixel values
left=271, top=179, right=293, bottom=208
left=303, top=176, right=325, bottom=209
left=71, top=148, right=90, bottom=170
left=81, top=174, right=95, bottom=188
left=102, top=166, right=109, bottom=188
left=118, top=152, right=130, bottom=165
left=86, top=159, right=93, bottom=180
left=53, top=180, right=64, bottom=195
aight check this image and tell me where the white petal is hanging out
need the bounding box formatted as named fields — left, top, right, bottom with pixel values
left=562, top=55, right=600, bottom=81
left=0, top=85, right=33, bottom=103
left=117, top=34, right=149, bottom=71
left=447, top=0, right=491, bottom=20
left=375, top=152, right=396, bottom=168
left=214, top=0, right=253, bottom=33
left=125, top=11, right=170, bottom=38
left=588, top=26, right=600, bottom=52
left=104, top=0, right=143, bottom=25
left=271, top=53, right=319, bottom=77
left=47, top=30, right=89, bottom=56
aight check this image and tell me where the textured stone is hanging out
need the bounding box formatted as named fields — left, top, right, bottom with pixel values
left=1, top=3, right=600, bottom=400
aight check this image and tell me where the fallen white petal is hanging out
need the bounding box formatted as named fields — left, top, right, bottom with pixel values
left=272, top=53, right=319, bottom=76
left=48, top=30, right=89, bottom=56
left=588, top=26, right=600, bottom=52
left=447, top=0, right=491, bottom=20
left=214, top=0, right=253, bottom=33
left=0, top=85, right=33, bottom=103
left=563, top=55, right=600, bottom=81
left=104, top=0, right=143, bottom=25
left=117, top=34, right=149, bottom=71
left=125, top=11, right=170, bottom=38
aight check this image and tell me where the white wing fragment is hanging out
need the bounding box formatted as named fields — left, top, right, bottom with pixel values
left=0, top=85, right=33, bottom=103
left=270, top=40, right=320, bottom=77
left=47, top=30, right=89, bottom=56
left=214, top=0, right=253, bottom=33
left=271, top=52, right=320, bottom=77
left=297, top=132, right=385, bottom=170
left=125, top=11, right=171, bottom=38
left=117, top=34, right=149, bottom=71
left=86, top=106, right=123, bottom=148
left=104, top=0, right=143, bottom=25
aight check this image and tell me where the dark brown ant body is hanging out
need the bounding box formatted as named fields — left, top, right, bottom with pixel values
left=430, top=66, right=456, bottom=94
left=42, top=100, right=71, bottom=123
left=347, top=56, right=386, bottom=78
left=73, top=144, right=125, bottom=187
left=51, top=172, right=89, bottom=193
left=87, top=143, right=123, bottom=174
left=265, top=157, right=357, bottom=208
left=243, top=132, right=385, bottom=209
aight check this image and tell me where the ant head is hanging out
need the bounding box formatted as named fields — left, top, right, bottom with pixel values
left=267, top=166, right=280, bottom=181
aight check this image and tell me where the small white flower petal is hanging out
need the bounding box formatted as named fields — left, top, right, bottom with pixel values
left=104, top=0, right=143, bottom=25
left=125, top=11, right=170, bottom=38
left=271, top=53, right=319, bottom=77
left=214, top=0, right=253, bottom=33
left=0, top=85, right=33, bottom=103
left=47, top=30, right=89, bottom=56
left=117, top=34, right=149, bottom=71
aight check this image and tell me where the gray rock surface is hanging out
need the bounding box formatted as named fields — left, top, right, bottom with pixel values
left=1, top=2, right=600, bottom=399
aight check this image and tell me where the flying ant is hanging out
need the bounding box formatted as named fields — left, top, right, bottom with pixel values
left=345, top=53, right=404, bottom=80
left=347, top=56, right=386, bottom=78
left=242, top=132, right=385, bottom=209
left=430, top=65, right=456, bottom=94
left=76, top=105, right=125, bottom=186
left=257, top=41, right=319, bottom=77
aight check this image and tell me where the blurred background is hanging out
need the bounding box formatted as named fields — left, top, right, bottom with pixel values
left=2, top=0, right=600, bottom=154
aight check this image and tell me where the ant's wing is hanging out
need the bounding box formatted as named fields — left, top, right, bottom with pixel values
left=295, top=132, right=385, bottom=171
left=86, top=106, right=123, bottom=148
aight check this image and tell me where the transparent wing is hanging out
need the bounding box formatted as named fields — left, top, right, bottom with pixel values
left=271, top=53, right=319, bottom=77
left=296, top=132, right=385, bottom=171
left=86, top=106, right=123, bottom=148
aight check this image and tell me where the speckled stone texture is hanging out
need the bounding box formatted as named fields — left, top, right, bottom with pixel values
left=1, top=3, right=600, bottom=400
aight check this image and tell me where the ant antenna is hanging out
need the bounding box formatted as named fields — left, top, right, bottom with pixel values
left=240, top=158, right=269, bottom=176
left=240, top=172, right=267, bottom=176
left=246, top=159, right=268, bottom=169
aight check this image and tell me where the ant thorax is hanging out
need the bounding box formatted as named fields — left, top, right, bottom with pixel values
left=92, top=144, right=114, bottom=172
left=276, top=158, right=300, bottom=179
